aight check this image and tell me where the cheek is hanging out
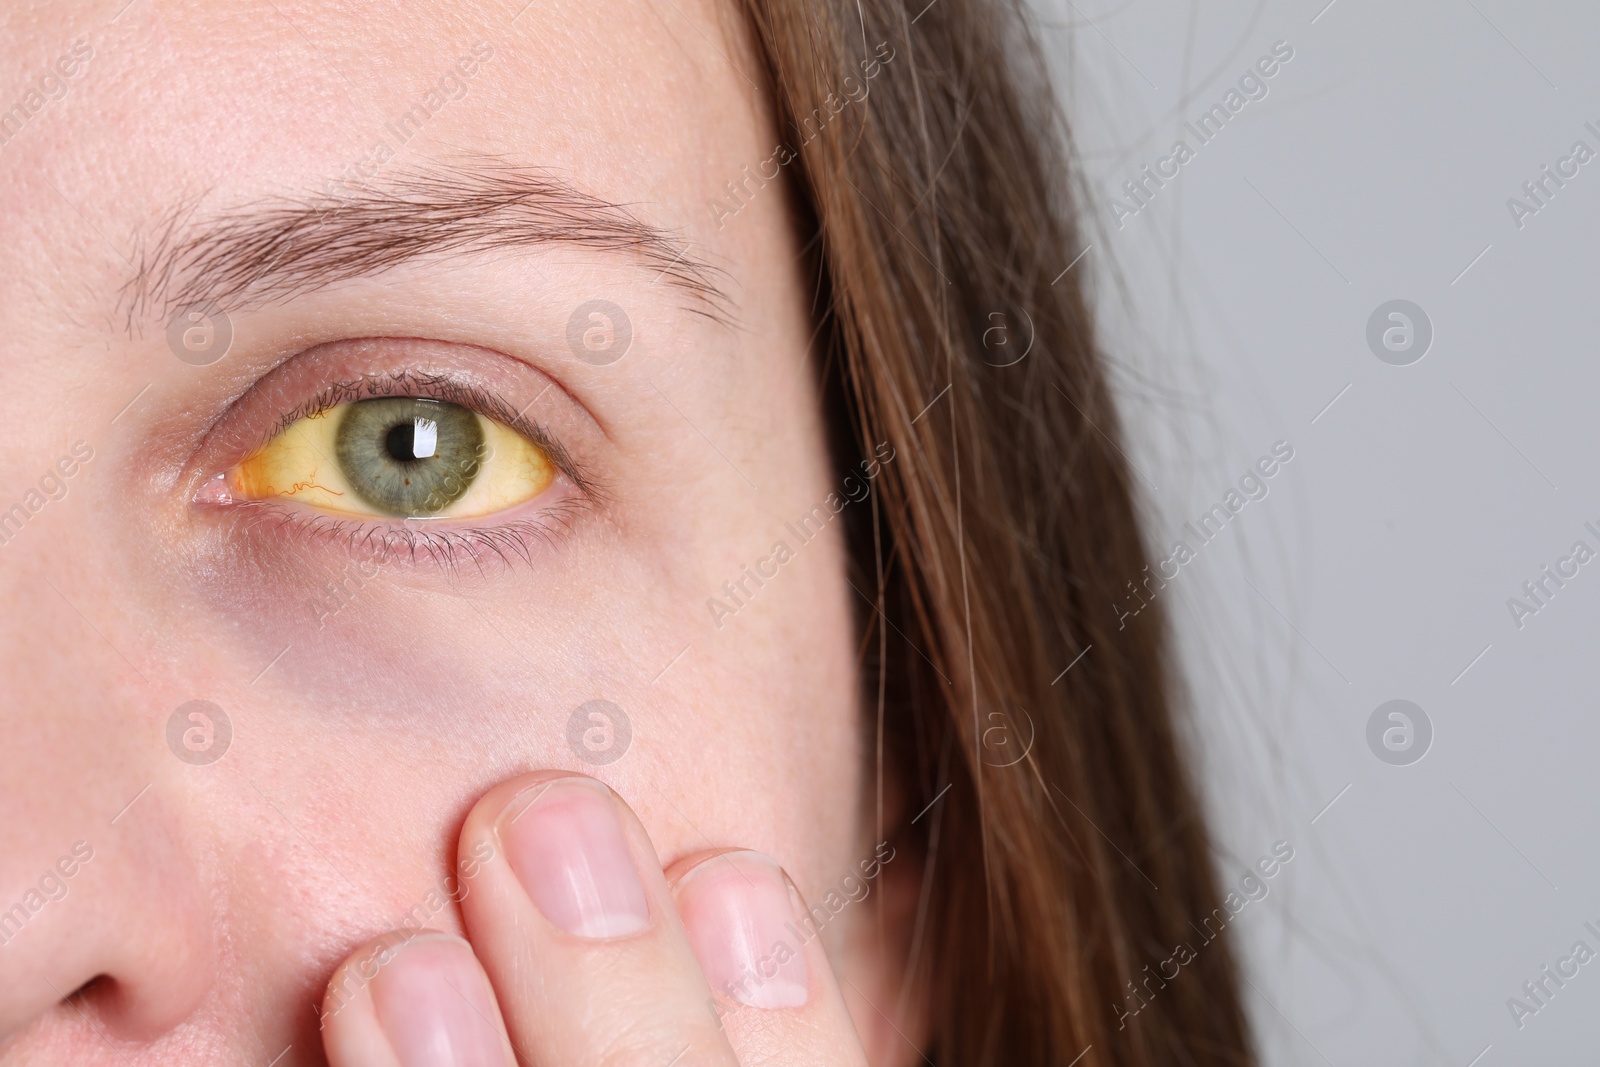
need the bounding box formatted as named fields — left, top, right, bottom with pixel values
left=645, top=520, right=863, bottom=891
left=130, top=493, right=861, bottom=906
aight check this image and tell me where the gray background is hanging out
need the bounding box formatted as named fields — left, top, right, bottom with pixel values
left=1038, top=0, right=1600, bottom=1062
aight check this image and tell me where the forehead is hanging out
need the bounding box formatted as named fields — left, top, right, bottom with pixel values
left=0, top=0, right=765, bottom=317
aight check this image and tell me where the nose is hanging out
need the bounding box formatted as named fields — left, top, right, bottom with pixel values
left=0, top=792, right=214, bottom=1043
left=0, top=569, right=214, bottom=1046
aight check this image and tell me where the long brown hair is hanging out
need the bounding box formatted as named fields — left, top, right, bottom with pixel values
left=735, top=1, right=1256, bottom=1063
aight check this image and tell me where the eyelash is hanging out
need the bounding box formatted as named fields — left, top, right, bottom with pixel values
left=218, top=369, right=598, bottom=572
left=234, top=499, right=589, bottom=573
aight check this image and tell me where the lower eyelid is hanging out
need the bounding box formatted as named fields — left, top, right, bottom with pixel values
left=219, top=483, right=587, bottom=572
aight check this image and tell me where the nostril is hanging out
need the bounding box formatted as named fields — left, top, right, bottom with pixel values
left=61, top=974, right=123, bottom=1029
left=31, top=974, right=104, bottom=1021
left=66, top=971, right=195, bottom=1043
left=65, top=974, right=110, bottom=1005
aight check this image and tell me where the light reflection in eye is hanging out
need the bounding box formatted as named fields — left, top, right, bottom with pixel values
left=411, top=417, right=438, bottom=459
left=227, top=397, right=555, bottom=519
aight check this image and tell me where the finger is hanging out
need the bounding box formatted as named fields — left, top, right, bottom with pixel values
left=320, top=930, right=518, bottom=1067
left=668, top=850, right=870, bottom=1067
left=458, top=772, right=740, bottom=1066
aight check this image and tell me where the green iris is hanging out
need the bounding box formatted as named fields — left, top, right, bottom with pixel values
left=333, top=398, right=485, bottom=516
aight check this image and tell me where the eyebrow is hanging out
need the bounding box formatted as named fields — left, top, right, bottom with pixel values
left=121, top=162, right=731, bottom=331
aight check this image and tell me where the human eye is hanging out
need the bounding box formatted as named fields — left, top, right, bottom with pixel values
left=227, top=395, right=553, bottom=520
left=189, top=349, right=598, bottom=569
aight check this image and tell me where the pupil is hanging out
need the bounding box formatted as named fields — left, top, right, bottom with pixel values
left=385, top=421, right=416, bottom=462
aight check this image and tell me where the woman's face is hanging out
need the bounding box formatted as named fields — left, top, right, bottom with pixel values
left=0, top=1, right=882, bottom=1059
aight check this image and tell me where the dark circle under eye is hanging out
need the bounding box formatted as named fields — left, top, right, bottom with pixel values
left=334, top=397, right=486, bottom=516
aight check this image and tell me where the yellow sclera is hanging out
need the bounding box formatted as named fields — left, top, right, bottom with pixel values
left=230, top=403, right=555, bottom=519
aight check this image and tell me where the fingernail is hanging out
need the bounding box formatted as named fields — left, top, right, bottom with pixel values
left=369, top=934, right=514, bottom=1067
left=499, top=776, right=650, bottom=939
left=676, top=851, right=810, bottom=1009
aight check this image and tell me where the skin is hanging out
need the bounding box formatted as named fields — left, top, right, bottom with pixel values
left=0, top=1, right=920, bottom=1063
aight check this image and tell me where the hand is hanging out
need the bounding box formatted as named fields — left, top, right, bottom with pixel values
left=318, top=772, right=871, bottom=1066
